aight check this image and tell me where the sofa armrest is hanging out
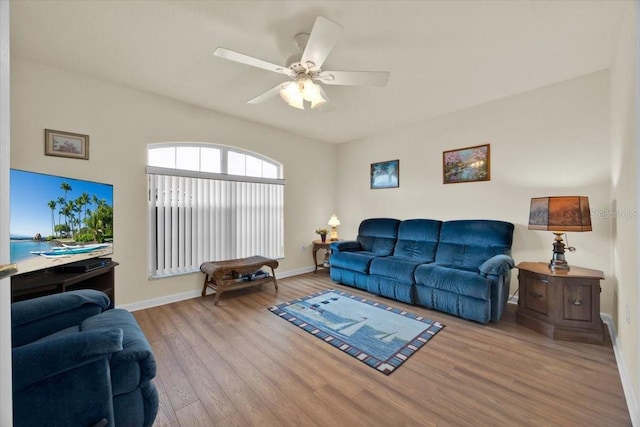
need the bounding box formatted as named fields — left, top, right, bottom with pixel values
left=13, top=327, right=123, bottom=391
left=479, top=254, right=515, bottom=277
left=12, top=290, right=111, bottom=347
left=81, top=309, right=157, bottom=392
left=330, top=240, right=362, bottom=253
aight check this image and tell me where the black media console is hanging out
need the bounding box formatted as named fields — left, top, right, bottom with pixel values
left=11, top=259, right=118, bottom=309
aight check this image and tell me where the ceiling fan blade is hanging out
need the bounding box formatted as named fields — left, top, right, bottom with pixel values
left=300, top=16, right=343, bottom=70
left=247, top=82, right=289, bottom=104
left=316, top=70, right=390, bottom=87
left=214, top=47, right=294, bottom=77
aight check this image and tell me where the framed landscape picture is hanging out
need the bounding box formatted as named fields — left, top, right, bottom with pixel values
left=371, top=159, right=399, bottom=189
left=442, top=144, right=490, bottom=184
left=45, top=129, right=89, bottom=160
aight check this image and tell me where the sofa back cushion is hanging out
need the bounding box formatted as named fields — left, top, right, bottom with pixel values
left=357, top=218, right=400, bottom=256
left=393, top=219, right=443, bottom=262
left=435, top=220, right=514, bottom=270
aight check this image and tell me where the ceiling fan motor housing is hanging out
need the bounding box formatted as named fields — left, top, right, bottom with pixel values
left=286, top=33, right=319, bottom=74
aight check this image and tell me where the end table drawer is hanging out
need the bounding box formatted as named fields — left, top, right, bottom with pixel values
left=563, top=284, right=592, bottom=322
left=524, top=277, right=548, bottom=315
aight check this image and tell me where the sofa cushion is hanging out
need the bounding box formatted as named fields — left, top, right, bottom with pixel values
left=414, top=264, right=491, bottom=301
left=330, top=252, right=378, bottom=274
left=330, top=268, right=371, bottom=291
left=82, top=309, right=156, bottom=396
left=357, top=218, right=400, bottom=256
left=393, top=219, right=442, bottom=261
left=367, top=275, right=414, bottom=304
left=369, top=257, right=423, bottom=283
left=435, top=220, right=514, bottom=270
left=13, top=355, right=115, bottom=427
left=414, top=286, right=491, bottom=324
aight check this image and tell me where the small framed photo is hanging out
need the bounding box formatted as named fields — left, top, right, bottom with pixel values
left=371, top=159, right=399, bottom=189
left=443, top=144, right=490, bottom=184
left=45, top=129, right=89, bottom=160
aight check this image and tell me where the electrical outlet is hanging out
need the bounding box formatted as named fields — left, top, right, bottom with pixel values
left=625, top=303, right=631, bottom=324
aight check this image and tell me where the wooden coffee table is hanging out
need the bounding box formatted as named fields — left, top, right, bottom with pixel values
left=200, top=255, right=279, bottom=305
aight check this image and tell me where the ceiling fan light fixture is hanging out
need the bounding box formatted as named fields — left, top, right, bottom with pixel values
left=302, top=79, right=326, bottom=108
left=301, top=77, right=319, bottom=101
left=309, top=91, right=326, bottom=109
left=280, top=73, right=325, bottom=109
left=280, top=81, right=304, bottom=109
left=302, top=76, right=326, bottom=108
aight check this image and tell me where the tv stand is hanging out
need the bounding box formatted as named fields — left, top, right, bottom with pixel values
left=11, top=260, right=118, bottom=309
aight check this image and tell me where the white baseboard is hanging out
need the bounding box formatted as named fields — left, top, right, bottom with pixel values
left=117, top=289, right=202, bottom=312
left=601, top=313, right=639, bottom=427
left=116, top=265, right=315, bottom=312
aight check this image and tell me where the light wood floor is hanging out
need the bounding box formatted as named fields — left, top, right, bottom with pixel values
left=133, top=272, right=631, bottom=427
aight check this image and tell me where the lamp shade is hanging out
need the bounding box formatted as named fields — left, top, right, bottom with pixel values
left=528, top=196, right=592, bottom=232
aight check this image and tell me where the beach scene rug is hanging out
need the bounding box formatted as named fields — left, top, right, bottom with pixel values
left=268, top=289, right=445, bottom=375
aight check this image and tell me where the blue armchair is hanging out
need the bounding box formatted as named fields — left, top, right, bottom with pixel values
left=12, top=290, right=158, bottom=427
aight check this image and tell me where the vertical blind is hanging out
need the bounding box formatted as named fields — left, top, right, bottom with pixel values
left=148, top=172, right=284, bottom=278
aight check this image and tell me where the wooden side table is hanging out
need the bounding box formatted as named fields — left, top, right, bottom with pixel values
left=516, top=262, right=604, bottom=344
left=312, top=240, right=332, bottom=273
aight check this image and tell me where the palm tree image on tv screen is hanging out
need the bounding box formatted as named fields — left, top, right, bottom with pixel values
left=10, top=169, right=114, bottom=274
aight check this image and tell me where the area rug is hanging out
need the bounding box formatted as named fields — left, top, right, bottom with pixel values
left=268, top=289, right=445, bottom=375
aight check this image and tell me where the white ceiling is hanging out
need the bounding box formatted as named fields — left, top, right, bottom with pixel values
left=10, top=1, right=625, bottom=144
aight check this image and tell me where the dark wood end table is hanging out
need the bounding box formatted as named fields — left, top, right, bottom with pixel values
left=516, top=261, right=605, bottom=344
left=312, top=240, right=333, bottom=273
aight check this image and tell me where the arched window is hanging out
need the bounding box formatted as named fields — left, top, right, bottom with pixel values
left=147, top=143, right=284, bottom=278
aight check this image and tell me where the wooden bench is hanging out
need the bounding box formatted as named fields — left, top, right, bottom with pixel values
left=200, top=256, right=279, bottom=305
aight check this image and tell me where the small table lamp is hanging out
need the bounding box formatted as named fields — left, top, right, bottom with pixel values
left=528, top=196, right=592, bottom=271
left=328, top=214, right=340, bottom=241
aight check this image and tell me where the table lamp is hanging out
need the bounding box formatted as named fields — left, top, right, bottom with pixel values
left=328, top=214, right=340, bottom=241
left=528, top=196, right=591, bottom=271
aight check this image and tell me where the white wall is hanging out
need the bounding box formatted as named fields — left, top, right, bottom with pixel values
left=610, top=0, right=639, bottom=423
left=336, top=71, right=613, bottom=313
left=0, top=1, right=11, bottom=424
left=10, top=57, right=337, bottom=306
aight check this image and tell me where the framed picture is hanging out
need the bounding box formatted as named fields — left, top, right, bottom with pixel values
left=45, top=129, right=89, bottom=160
left=442, top=144, right=490, bottom=184
left=371, top=159, right=399, bottom=189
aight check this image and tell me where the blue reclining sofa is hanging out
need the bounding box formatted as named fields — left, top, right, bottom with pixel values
left=12, top=290, right=159, bottom=427
left=330, top=218, right=515, bottom=323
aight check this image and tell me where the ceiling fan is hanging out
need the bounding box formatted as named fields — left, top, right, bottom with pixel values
left=213, top=16, right=390, bottom=110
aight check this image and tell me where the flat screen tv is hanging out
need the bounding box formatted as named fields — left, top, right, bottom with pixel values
left=10, top=168, right=114, bottom=275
